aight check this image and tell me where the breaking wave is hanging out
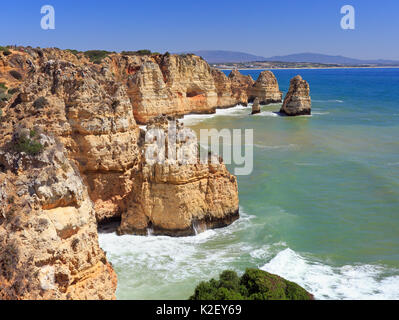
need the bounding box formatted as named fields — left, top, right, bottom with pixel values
left=261, top=248, right=399, bottom=300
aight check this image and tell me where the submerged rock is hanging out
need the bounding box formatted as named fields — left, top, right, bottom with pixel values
left=251, top=97, right=261, bottom=115
left=280, top=75, right=311, bottom=116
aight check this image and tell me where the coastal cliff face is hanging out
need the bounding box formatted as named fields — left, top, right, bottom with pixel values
left=0, top=47, right=243, bottom=229
left=125, top=54, right=243, bottom=123
left=0, top=47, right=244, bottom=299
left=1, top=47, right=281, bottom=121
left=280, top=75, right=311, bottom=116
left=228, top=69, right=254, bottom=105
left=0, top=132, right=117, bottom=300
left=118, top=117, right=239, bottom=236
left=248, top=71, right=282, bottom=104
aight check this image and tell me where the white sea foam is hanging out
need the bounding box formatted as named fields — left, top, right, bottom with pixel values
left=98, top=208, right=399, bottom=300
left=253, top=144, right=299, bottom=151
left=253, top=111, right=279, bottom=117
left=98, top=211, right=256, bottom=286
left=312, top=111, right=330, bottom=115
left=261, top=248, right=399, bottom=300
left=181, top=104, right=251, bottom=126
left=313, top=99, right=344, bottom=103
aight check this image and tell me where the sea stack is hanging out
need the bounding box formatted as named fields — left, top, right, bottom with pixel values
left=117, top=116, right=240, bottom=237
left=228, top=69, right=254, bottom=105
left=251, top=97, right=261, bottom=115
left=249, top=70, right=282, bottom=104
left=280, top=75, right=311, bottom=116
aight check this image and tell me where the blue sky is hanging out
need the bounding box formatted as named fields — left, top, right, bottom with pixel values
left=1, top=0, right=398, bottom=59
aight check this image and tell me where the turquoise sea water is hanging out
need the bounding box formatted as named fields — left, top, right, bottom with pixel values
left=99, top=68, right=399, bottom=300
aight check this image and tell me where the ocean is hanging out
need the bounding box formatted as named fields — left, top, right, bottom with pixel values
left=99, top=68, right=399, bottom=300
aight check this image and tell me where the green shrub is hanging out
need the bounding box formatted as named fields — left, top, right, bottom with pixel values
left=66, top=49, right=80, bottom=56
left=121, top=50, right=152, bottom=56
left=13, top=130, right=44, bottom=156
left=0, top=46, right=11, bottom=56
left=0, top=92, right=10, bottom=102
left=33, top=96, right=48, bottom=109
left=7, top=88, right=19, bottom=95
left=84, top=50, right=111, bottom=64
left=189, top=268, right=313, bottom=300
left=0, top=83, right=7, bottom=91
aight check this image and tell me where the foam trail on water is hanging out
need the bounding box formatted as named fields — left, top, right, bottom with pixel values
left=261, top=248, right=399, bottom=300
left=313, top=99, right=344, bottom=103
left=181, top=104, right=250, bottom=126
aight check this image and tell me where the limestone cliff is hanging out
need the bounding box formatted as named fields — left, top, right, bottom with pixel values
left=0, top=131, right=117, bottom=300
left=1, top=47, right=281, bottom=122
left=0, top=47, right=243, bottom=299
left=248, top=70, right=282, bottom=104
left=251, top=97, right=261, bottom=115
left=228, top=69, right=254, bottom=105
left=118, top=117, right=239, bottom=236
left=280, top=75, right=311, bottom=116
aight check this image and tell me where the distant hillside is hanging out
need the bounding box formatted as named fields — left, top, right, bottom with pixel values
left=265, top=53, right=399, bottom=65
left=186, top=50, right=399, bottom=65
left=186, top=50, right=268, bottom=63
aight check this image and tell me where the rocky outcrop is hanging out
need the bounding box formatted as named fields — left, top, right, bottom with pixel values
left=211, top=68, right=238, bottom=109
left=0, top=58, right=141, bottom=224
left=1, top=47, right=284, bottom=122
left=251, top=97, right=261, bottom=115
left=228, top=69, right=254, bottom=105
left=280, top=75, right=311, bottom=116
left=0, top=131, right=117, bottom=300
left=126, top=54, right=222, bottom=123
left=118, top=116, right=239, bottom=236
left=0, top=47, right=242, bottom=298
left=248, top=71, right=282, bottom=104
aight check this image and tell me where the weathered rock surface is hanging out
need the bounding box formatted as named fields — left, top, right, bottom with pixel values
left=1, top=47, right=283, bottom=121
left=0, top=132, right=117, bottom=300
left=251, top=97, right=261, bottom=115
left=280, top=75, right=311, bottom=116
left=0, top=47, right=243, bottom=298
left=228, top=69, right=254, bottom=105
left=248, top=70, right=282, bottom=104
left=0, top=57, right=141, bottom=224
left=118, top=116, right=239, bottom=236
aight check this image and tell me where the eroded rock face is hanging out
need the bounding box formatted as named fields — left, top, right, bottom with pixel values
left=1, top=47, right=283, bottom=122
left=251, top=97, right=261, bottom=115
left=0, top=133, right=117, bottom=300
left=0, top=58, right=141, bottom=223
left=228, top=69, right=255, bottom=105
left=0, top=48, right=243, bottom=298
left=280, top=75, right=311, bottom=116
left=248, top=71, right=282, bottom=104
left=118, top=117, right=239, bottom=236
left=211, top=68, right=238, bottom=109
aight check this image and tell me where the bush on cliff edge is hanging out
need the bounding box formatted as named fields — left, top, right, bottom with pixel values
left=189, top=269, right=314, bottom=300
left=12, top=129, right=44, bottom=156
